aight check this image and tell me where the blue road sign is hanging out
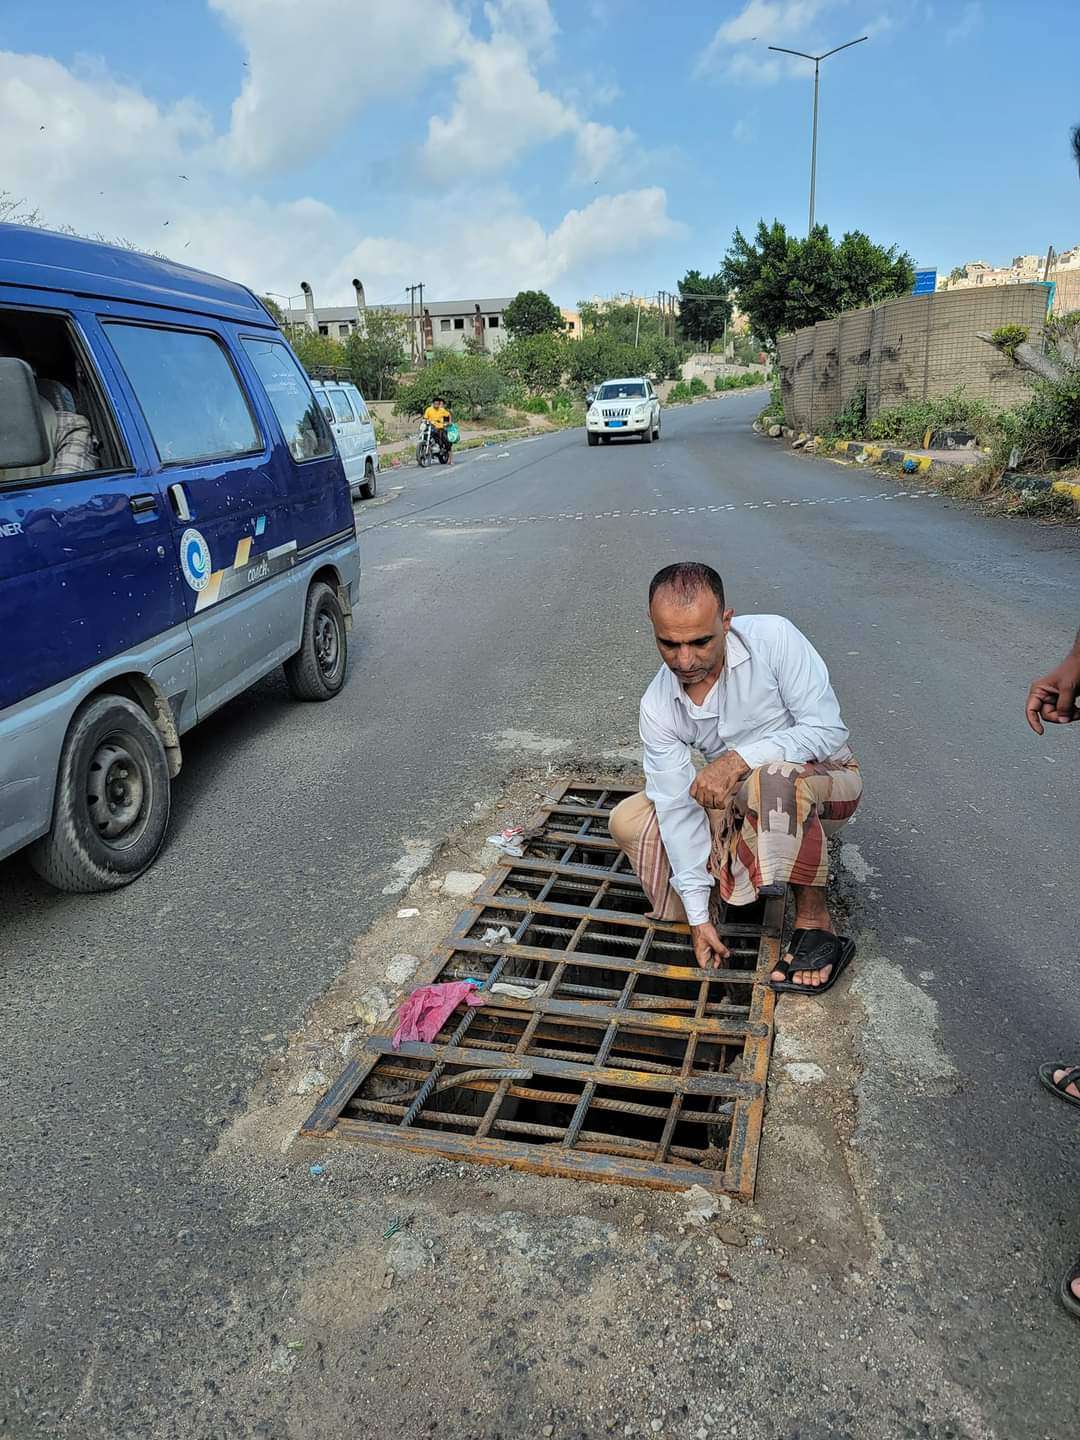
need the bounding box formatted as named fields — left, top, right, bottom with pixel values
left=913, top=269, right=937, bottom=295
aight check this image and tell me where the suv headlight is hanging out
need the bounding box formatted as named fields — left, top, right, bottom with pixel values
left=632, top=405, right=647, bottom=420
left=587, top=407, right=599, bottom=420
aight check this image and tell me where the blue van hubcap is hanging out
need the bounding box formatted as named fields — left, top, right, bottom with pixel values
left=87, top=738, right=147, bottom=844
left=314, top=609, right=340, bottom=679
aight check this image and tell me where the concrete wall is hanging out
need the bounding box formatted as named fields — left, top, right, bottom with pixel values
left=779, top=284, right=1048, bottom=432
left=681, top=354, right=769, bottom=383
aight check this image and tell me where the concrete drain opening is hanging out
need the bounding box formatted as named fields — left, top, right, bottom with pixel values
left=303, top=782, right=780, bottom=1197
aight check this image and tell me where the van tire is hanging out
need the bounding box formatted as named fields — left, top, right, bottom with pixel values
left=284, top=581, right=348, bottom=701
left=360, top=460, right=377, bottom=500
left=28, top=695, right=171, bottom=893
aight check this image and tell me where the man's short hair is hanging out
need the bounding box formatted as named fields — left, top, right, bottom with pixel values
left=649, top=562, right=725, bottom=610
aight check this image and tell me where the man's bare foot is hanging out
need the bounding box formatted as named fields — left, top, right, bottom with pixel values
left=770, top=884, right=834, bottom=988
left=1053, top=1068, right=1080, bottom=1100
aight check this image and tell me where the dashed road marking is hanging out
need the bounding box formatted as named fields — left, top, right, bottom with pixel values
left=378, top=489, right=940, bottom=532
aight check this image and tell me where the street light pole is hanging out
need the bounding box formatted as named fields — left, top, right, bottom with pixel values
left=768, top=35, right=867, bottom=234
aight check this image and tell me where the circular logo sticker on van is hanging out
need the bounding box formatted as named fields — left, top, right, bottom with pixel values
left=180, top=528, right=211, bottom=591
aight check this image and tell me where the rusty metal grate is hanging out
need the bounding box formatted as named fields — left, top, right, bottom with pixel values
left=303, top=781, right=780, bottom=1197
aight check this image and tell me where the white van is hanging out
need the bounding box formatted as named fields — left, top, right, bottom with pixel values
left=311, top=377, right=379, bottom=500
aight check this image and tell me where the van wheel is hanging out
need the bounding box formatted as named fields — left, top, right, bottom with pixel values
left=284, top=581, right=348, bottom=701
left=28, top=695, right=171, bottom=893
left=361, top=460, right=377, bottom=500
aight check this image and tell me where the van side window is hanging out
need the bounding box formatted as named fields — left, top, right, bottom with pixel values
left=316, top=392, right=334, bottom=425
left=105, top=324, right=261, bottom=465
left=0, top=307, right=127, bottom=487
left=241, top=338, right=333, bottom=463
left=328, top=389, right=354, bottom=424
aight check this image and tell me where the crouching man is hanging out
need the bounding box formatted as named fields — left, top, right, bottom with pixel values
left=609, top=562, right=863, bottom=993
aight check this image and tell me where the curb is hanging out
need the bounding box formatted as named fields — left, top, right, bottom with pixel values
left=834, top=440, right=933, bottom=474
left=1051, top=479, right=1080, bottom=506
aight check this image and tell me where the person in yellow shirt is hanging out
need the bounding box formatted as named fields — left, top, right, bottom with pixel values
left=423, top=396, right=453, bottom=463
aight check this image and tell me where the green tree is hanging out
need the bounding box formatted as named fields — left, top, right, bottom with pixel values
left=291, top=331, right=347, bottom=375
left=260, top=295, right=290, bottom=332
left=948, top=265, right=967, bottom=283
left=496, top=332, right=568, bottom=394
left=502, top=289, right=565, bottom=338
left=394, top=351, right=505, bottom=418
left=677, top=271, right=731, bottom=348
left=720, top=219, right=914, bottom=347
left=344, top=309, right=410, bottom=400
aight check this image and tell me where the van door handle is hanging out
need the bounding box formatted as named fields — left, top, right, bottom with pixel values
left=129, top=492, right=158, bottom=515
left=168, top=482, right=192, bottom=521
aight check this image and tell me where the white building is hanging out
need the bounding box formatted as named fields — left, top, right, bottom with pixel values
left=283, top=281, right=514, bottom=355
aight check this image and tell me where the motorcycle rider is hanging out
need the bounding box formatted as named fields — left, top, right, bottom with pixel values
left=423, top=395, right=453, bottom=464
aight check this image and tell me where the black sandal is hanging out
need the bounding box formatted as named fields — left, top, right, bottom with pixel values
left=1060, top=1257, right=1080, bottom=1321
left=1038, top=1063, right=1080, bottom=1110
left=770, top=928, right=855, bottom=995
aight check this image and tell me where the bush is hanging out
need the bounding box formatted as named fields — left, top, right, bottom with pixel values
left=990, top=324, right=1029, bottom=361
left=757, top=376, right=785, bottom=428
left=992, top=367, right=1080, bottom=473
left=668, top=381, right=693, bottom=404
left=818, top=384, right=867, bottom=441
left=714, top=371, right=765, bottom=391
left=689, top=376, right=708, bottom=396
left=522, top=395, right=549, bottom=414
left=867, top=388, right=1001, bottom=449
left=394, top=352, right=505, bottom=418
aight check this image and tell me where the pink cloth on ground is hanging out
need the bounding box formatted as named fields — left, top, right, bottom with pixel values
left=391, top=981, right=486, bottom=1050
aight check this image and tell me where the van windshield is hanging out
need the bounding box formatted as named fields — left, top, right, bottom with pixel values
left=597, top=382, right=646, bottom=400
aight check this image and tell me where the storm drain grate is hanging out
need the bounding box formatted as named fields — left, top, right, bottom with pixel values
left=303, top=781, right=780, bottom=1197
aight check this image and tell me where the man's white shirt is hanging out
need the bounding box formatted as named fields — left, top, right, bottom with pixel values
left=639, top=614, right=851, bottom=926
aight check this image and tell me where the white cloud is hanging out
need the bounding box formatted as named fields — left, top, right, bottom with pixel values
left=421, top=12, right=636, bottom=184
left=945, top=1, right=981, bottom=43
left=484, top=0, right=559, bottom=52
left=423, top=33, right=576, bottom=176
left=331, top=186, right=683, bottom=299
left=0, top=47, right=678, bottom=305
left=210, top=0, right=468, bottom=174
left=573, top=120, right=636, bottom=183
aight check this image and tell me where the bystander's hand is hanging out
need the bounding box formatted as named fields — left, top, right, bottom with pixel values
left=690, top=921, right=731, bottom=971
left=1026, top=653, right=1080, bottom=733
left=690, top=750, right=751, bottom=810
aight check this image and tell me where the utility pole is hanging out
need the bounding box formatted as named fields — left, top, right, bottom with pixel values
left=405, top=282, right=427, bottom=364
left=768, top=35, right=867, bottom=234
left=1043, top=245, right=1056, bottom=281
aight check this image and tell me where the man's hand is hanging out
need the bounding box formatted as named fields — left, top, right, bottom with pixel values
left=690, top=751, right=751, bottom=810
left=690, top=922, right=731, bottom=971
left=1026, top=653, right=1080, bottom=734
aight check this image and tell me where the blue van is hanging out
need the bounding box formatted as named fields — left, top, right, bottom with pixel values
left=0, top=225, right=360, bottom=892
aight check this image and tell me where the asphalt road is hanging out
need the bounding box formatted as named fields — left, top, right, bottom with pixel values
left=3, top=391, right=1079, bottom=1438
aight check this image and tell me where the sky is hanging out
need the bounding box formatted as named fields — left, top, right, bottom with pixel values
left=2, top=1, right=1078, bottom=310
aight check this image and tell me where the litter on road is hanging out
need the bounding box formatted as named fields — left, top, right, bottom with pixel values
left=391, top=980, right=487, bottom=1050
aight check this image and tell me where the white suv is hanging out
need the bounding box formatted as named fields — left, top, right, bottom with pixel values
left=586, top=377, right=661, bottom=446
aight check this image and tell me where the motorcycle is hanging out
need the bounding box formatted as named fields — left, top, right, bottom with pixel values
left=416, top=418, right=454, bottom=467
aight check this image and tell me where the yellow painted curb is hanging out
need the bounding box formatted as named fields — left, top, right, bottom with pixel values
left=1051, top=480, right=1080, bottom=505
